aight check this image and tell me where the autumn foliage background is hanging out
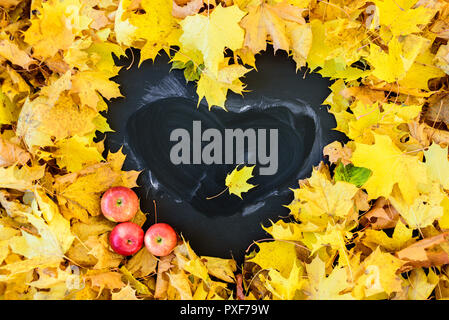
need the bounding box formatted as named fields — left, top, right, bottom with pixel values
left=0, top=0, right=448, bottom=300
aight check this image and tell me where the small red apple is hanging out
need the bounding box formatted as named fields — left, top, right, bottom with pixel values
left=144, top=223, right=177, bottom=256
left=101, top=186, right=139, bottom=222
left=109, top=222, right=144, bottom=256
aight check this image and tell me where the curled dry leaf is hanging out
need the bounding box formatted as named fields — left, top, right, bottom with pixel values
left=323, top=141, right=352, bottom=165
left=424, top=93, right=449, bottom=128
left=236, top=274, right=245, bottom=300
left=410, top=120, right=449, bottom=147
left=172, top=0, right=203, bottom=19
left=0, top=137, right=30, bottom=167
left=397, top=232, right=449, bottom=272
left=360, top=197, right=401, bottom=230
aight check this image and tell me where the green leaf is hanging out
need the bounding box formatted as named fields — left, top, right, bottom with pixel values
left=183, top=61, right=202, bottom=82
left=171, top=60, right=186, bottom=70
left=334, top=162, right=371, bottom=187
left=170, top=60, right=203, bottom=82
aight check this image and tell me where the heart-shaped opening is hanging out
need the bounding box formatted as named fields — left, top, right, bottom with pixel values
left=127, top=96, right=317, bottom=217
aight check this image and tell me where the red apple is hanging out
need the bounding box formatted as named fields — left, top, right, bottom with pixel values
left=144, top=223, right=177, bottom=256
left=109, top=222, right=144, bottom=256
left=101, top=186, right=139, bottom=222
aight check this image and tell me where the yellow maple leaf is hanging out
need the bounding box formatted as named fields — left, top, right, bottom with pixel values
left=23, top=0, right=91, bottom=59
left=264, top=259, right=305, bottom=300
left=0, top=89, right=18, bottom=125
left=53, top=135, right=104, bottom=173
left=7, top=190, right=74, bottom=268
left=85, top=42, right=126, bottom=76
left=438, top=196, right=449, bottom=230
left=120, top=266, right=152, bottom=296
left=286, top=167, right=359, bottom=228
left=0, top=164, right=45, bottom=191
left=240, top=1, right=310, bottom=69
left=225, top=165, right=257, bottom=199
left=85, top=270, right=125, bottom=295
left=262, top=219, right=303, bottom=241
left=112, top=283, right=141, bottom=300
left=373, top=0, right=436, bottom=36
left=351, top=133, right=427, bottom=203
left=28, top=266, right=75, bottom=298
left=363, top=221, right=415, bottom=252
left=85, top=234, right=123, bottom=269
left=347, top=101, right=421, bottom=144
left=389, top=183, right=445, bottom=229
left=404, top=268, right=439, bottom=300
left=197, top=63, right=250, bottom=110
left=71, top=71, right=122, bottom=110
left=180, top=4, right=246, bottom=77
left=17, top=95, right=98, bottom=148
left=307, top=19, right=366, bottom=72
left=0, top=256, right=61, bottom=282
left=174, top=239, right=211, bottom=284
left=424, top=143, right=449, bottom=190
left=115, top=0, right=138, bottom=47
left=0, top=39, right=35, bottom=70
left=202, top=256, right=237, bottom=283
left=304, top=256, right=354, bottom=300
left=130, top=0, right=182, bottom=63
left=247, top=240, right=297, bottom=277
left=167, top=270, right=193, bottom=300
left=399, top=47, right=447, bottom=90
left=354, top=247, right=404, bottom=298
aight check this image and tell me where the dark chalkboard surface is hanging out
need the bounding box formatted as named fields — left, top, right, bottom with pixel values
left=105, top=48, right=344, bottom=262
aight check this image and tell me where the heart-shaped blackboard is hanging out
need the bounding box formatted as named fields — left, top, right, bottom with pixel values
left=106, top=48, right=344, bottom=261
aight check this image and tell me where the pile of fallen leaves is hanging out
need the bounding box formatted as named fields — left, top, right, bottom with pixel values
left=0, top=0, right=449, bottom=300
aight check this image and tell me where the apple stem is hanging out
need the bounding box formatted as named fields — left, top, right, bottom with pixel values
left=153, top=200, right=157, bottom=224
left=206, top=187, right=229, bottom=200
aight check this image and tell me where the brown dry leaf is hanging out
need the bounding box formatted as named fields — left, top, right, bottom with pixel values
left=236, top=273, right=245, bottom=300
left=424, top=93, right=449, bottom=128
left=397, top=232, right=449, bottom=272
left=0, top=136, right=29, bottom=167
left=172, top=0, right=203, bottom=19
left=410, top=121, right=449, bottom=147
left=360, top=197, right=400, bottom=230
left=323, top=141, right=352, bottom=165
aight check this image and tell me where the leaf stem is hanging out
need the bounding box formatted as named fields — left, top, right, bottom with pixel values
left=206, top=187, right=229, bottom=200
